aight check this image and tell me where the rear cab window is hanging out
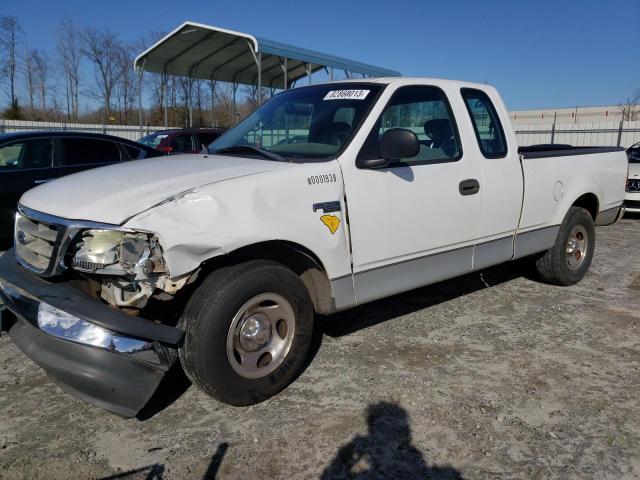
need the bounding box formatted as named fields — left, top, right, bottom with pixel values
left=461, top=88, right=508, bottom=158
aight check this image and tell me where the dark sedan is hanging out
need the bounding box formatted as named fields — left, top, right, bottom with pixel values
left=0, top=131, right=163, bottom=246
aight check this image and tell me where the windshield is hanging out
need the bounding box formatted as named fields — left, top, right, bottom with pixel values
left=138, top=133, right=169, bottom=148
left=209, top=83, right=383, bottom=160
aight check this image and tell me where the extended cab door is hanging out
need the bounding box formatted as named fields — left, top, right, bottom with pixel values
left=340, top=84, right=484, bottom=305
left=459, top=87, right=524, bottom=270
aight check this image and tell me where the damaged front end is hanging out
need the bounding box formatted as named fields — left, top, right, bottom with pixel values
left=71, top=230, right=191, bottom=309
left=2, top=206, right=188, bottom=417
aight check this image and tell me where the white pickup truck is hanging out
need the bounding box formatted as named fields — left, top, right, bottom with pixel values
left=0, top=78, right=628, bottom=417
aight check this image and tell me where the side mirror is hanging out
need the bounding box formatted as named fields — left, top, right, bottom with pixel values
left=379, top=128, right=420, bottom=161
left=355, top=128, right=420, bottom=169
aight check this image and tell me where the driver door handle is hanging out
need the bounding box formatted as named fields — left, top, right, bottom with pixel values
left=459, top=179, right=480, bottom=196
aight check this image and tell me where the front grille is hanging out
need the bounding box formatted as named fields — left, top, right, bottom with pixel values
left=624, top=199, right=640, bottom=209
left=627, top=179, right=640, bottom=193
left=14, top=211, right=62, bottom=274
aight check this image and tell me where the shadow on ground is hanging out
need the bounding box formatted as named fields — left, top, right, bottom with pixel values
left=105, top=404, right=462, bottom=480
left=322, top=401, right=463, bottom=479
left=98, top=442, right=229, bottom=480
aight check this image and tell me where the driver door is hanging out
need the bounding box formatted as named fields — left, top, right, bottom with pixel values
left=340, top=85, right=484, bottom=304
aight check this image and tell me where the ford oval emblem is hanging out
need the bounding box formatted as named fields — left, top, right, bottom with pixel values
left=17, top=230, right=27, bottom=245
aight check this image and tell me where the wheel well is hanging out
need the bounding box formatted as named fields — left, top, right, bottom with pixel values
left=572, top=193, right=599, bottom=220
left=198, top=241, right=335, bottom=314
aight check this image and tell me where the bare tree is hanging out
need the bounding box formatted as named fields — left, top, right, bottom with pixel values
left=168, top=76, right=178, bottom=126
left=0, top=15, right=23, bottom=113
left=211, top=82, right=239, bottom=127
left=32, top=50, right=50, bottom=120
left=57, top=15, right=83, bottom=121
left=147, top=71, right=167, bottom=124
left=141, top=31, right=169, bottom=125
left=82, top=27, right=122, bottom=119
left=620, top=89, right=640, bottom=122
left=194, top=79, right=206, bottom=127
left=114, top=44, right=137, bottom=124
left=176, top=76, right=194, bottom=126
left=22, top=46, right=37, bottom=118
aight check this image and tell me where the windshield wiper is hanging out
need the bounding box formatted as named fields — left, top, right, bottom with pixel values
left=213, top=145, right=286, bottom=162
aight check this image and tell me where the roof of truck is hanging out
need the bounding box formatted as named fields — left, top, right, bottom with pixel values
left=321, top=77, right=496, bottom=89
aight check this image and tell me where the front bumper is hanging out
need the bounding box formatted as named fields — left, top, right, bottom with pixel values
left=0, top=250, right=184, bottom=417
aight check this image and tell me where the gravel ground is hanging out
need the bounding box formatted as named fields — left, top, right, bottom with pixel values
left=0, top=216, right=638, bottom=480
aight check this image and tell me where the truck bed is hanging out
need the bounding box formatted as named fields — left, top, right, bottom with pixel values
left=518, top=145, right=625, bottom=159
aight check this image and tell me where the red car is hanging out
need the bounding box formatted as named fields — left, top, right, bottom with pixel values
left=138, top=128, right=226, bottom=154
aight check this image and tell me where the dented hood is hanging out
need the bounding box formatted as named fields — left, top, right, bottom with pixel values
left=19, top=154, right=291, bottom=224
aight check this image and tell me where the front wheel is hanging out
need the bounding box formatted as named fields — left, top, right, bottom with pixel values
left=178, top=260, right=314, bottom=406
left=535, top=206, right=596, bottom=286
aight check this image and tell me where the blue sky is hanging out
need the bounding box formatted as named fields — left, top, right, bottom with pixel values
left=2, top=0, right=639, bottom=110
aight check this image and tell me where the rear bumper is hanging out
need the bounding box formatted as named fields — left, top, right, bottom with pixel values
left=0, top=250, right=184, bottom=417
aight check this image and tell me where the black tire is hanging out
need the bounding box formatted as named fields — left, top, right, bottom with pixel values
left=178, top=260, right=314, bottom=406
left=535, top=206, right=595, bottom=286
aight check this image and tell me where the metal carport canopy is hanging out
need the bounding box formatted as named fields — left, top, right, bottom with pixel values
left=134, top=21, right=401, bottom=90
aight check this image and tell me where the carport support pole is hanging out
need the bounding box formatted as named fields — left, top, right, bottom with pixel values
left=163, top=74, right=168, bottom=128
left=258, top=52, right=262, bottom=105
left=283, top=58, right=288, bottom=90
left=188, top=79, right=193, bottom=128
left=329, top=67, right=334, bottom=81
left=307, top=63, right=312, bottom=85
left=247, top=42, right=262, bottom=106
left=137, top=61, right=145, bottom=135
left=232, top=83, right=238, bottom=124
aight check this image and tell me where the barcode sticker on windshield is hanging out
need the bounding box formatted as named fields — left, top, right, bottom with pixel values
left=323, top=89, right=370, bottom=101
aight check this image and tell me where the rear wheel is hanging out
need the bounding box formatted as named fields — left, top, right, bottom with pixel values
left=535, top=206, right=595, bottom=286
left=178, top=260, right=314, bottom=406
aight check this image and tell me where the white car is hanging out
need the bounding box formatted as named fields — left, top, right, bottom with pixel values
left=625, top=142, right=640, bottom=212
left=0, top=77, right=628, bottom=416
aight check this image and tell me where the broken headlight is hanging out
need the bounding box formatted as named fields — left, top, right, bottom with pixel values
left=72, top=229, right=166, bottom=277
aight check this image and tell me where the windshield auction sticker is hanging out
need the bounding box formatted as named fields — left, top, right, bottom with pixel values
left=323, top=89, right=370, bottom=101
